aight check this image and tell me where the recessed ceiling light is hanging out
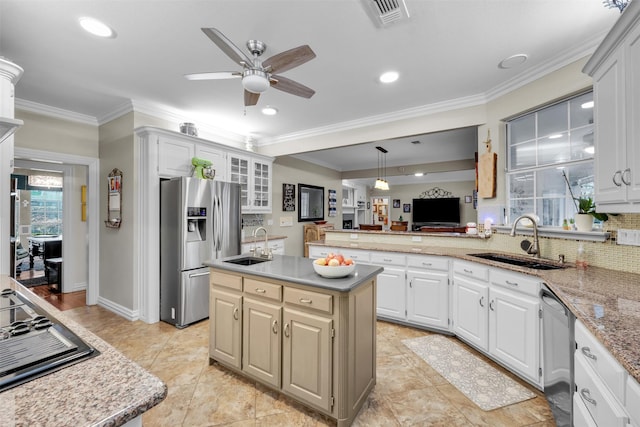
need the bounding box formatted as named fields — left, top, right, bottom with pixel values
left=261, top=106, right=278, bottom=116
left=379, top=71, right=399, bottom=84
left=581, top=101, right=594, bottom=109
left=548, top=133, right=563, bottom=139
left=414, top=172, right=424, bottom=177
left=79, top=17, right=116, bottom=38
left=498, top=54, right=528, bottom=69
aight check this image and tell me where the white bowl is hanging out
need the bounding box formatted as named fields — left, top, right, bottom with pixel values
left=313, top=262, right=356, bottom=278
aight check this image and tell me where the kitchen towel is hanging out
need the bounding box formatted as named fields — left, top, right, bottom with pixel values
left=402, top=334, right=536, bottom=411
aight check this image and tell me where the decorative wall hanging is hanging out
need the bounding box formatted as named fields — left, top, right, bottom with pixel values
left=282, top=183, right=295, bottom=211
left=478, top=129, right=497, bottom=198
left=418, top=187, right=453, bottom=199
left=393, top=199, right=401, bottom=208
left=105, top=168, right=122, bottom=228
left=328, top=189, right=337, bottom=217
left=403, top=204, right=411, bottom=213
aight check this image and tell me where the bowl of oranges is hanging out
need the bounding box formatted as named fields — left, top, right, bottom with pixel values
left=312, top=253, right=355, bottom=278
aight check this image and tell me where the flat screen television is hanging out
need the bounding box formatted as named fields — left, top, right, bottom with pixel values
left=412, top=198, right=461, bottom=227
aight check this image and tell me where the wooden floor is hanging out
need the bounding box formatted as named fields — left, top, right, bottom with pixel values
left=18, top=267, right=86, bottom=311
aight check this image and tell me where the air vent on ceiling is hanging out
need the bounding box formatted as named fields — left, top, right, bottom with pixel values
left=369, top=0, right=410, bottom=25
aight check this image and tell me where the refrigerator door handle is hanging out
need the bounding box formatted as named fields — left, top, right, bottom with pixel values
left=215, top=195, right=222, bottom=253
left=188, top=271, right=210, bottom=279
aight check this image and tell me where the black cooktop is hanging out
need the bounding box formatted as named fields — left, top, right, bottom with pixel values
left=0, top=288, right=99, bottom=392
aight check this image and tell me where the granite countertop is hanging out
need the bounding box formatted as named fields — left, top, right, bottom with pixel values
left=307, top=240, right=640, bottom=383
left=205, top=254, right=383, bottom=292
left=0, top=276, right=167, bottom=426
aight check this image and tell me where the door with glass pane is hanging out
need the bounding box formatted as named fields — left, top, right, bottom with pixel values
left=228, top=155, right=249, bottom=210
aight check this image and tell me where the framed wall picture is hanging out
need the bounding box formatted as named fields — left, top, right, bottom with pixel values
left=403, top=203, right=411, bottom=213
left=393, top=199, right=400, bottom=208
left=283, top=183, right=295, bottom=211
left=465, top=195, right=472, bottom=203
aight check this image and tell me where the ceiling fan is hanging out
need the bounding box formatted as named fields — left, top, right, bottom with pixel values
left=185, top=28, right=316, bottom=107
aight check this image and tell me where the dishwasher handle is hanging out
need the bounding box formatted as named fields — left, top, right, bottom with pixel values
left=541, top=286, right=568, bottom=316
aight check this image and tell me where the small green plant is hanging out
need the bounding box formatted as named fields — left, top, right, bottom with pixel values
left=574, top=196, right=609, bottom=221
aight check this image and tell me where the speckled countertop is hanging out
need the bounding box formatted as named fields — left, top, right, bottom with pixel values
left=0, top=276, right=167, bottom=427
left=308, top=240, right=640, bottom=383
left=241, top=234, right=287, bottom=244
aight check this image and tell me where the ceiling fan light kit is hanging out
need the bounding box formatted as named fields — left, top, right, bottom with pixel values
left=186, top=28, right=316, bottom=107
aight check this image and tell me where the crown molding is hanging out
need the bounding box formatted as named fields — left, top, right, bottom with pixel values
left=258, top=93, right=488, bottom=147
left=15, top=98, right=98, bottom=125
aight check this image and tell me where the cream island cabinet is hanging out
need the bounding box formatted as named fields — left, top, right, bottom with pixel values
left=206, top=255, right=383, bottom=427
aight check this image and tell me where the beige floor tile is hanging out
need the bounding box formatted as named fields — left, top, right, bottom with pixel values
left=67, top=306, right=555, bottom=427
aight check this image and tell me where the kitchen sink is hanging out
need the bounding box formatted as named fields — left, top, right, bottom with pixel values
left=224, top=256, right=271, bottom=266
left=470, top=253, right=567, bottom=270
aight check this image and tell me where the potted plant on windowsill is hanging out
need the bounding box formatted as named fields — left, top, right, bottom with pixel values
left=574, top=196, right=608, bottom=232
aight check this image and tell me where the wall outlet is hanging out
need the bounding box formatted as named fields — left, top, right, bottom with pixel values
left=350, top=233, right=358, bottom=239
left=279, top=216, right=293, bottom=227
left=411, top=236, right=422, bottom=242
left=617, top=229, right=640, bottom=246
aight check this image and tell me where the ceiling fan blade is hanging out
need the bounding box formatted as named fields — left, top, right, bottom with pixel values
left=244, top=90, right=260, bottom=106
left=270, top=75, right=315, bottom=99
left=201, top=28, right=253, bottom=66
left=184, top=71, right=242, bottom=80
left=263, top=45, right=316, bottom=74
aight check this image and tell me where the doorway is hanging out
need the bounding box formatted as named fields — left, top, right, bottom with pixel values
left=11, top=153, right=95, bottom=310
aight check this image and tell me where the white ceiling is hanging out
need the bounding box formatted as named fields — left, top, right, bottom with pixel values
left=0, top=0, right=622, bottom=183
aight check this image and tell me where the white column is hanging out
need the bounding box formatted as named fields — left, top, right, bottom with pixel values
left=0, top=58, right=24, bottom=275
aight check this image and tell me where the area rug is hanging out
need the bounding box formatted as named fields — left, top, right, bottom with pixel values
left=17, top=276, right=49, bottom=288
left=402, top=334, right=536, bottom=411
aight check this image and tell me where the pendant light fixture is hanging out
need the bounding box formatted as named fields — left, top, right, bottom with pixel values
left=374, top=146, right=390, bottom=190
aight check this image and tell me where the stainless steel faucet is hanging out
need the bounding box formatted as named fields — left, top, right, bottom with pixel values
left=510, top=214, right=540, bottom=258
left=253, top=226, right=272, bottom=259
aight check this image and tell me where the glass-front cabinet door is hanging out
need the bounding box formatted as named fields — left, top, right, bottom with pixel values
left=228, top=155, right=249, bottom=209
left=252, top=160, right=271, bottom=212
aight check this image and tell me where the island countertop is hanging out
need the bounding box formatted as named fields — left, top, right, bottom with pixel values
left=0, top=276, right=167, bottom=426
left=205, top=254, right=383, bottom=292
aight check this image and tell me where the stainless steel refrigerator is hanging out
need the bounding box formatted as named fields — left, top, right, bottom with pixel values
left=160, top=177, right=241, bottom=328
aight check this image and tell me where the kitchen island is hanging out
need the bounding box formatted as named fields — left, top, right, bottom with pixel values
left=205, top=254, right=383, bottom=427
left=0, top=276, right=167, bottom=426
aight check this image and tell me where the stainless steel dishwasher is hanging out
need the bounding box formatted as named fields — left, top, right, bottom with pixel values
left=541, top=284, right=574, bottom=427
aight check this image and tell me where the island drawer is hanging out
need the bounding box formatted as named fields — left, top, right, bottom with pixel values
left=284, top=287, right=333, bottom=314
left=244, top=278, right=282, bottom=301
left=211, top=270, right=243, bottom=291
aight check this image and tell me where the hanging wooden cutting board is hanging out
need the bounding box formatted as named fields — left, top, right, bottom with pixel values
left=478, top=151, right=497, bottom=198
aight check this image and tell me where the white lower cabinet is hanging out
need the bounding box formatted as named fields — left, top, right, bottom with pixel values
left=242, top=238, right=286, bottom=256
left=453, top=272, right=489, bottom=351
left=406, top=255, right=450, bottom=330
left=488, top=285, right=539, bottom=382
left=574, top=319, right=630, bottom=427
left=371, top=252, right=406, bottom=321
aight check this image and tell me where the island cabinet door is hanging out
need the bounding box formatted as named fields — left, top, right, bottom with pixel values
left=242, top=297, right=282, bottom=388
left=282, top=307, right=333, bottom=412
left=210, top=287, right=242, bottom=369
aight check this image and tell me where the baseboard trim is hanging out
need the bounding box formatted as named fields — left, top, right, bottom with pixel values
left=97, top=296, right=140, bottom=321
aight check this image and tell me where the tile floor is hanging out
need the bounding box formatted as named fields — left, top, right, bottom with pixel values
left=64, top=305, right=557, bottom=426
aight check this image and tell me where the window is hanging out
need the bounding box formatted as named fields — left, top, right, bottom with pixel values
left=506, top=91, right=595, bottom=227
left=30, top=190, right=63, bottom=235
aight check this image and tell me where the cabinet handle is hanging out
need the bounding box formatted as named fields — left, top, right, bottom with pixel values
left=581, top=346, right=598, bottom=361
left=464, top=268, right=473, bottom=274
left=581, top=388, right=597, bottom=406
left=272, top=320, right=278, bottom=334
left=384, top=258, right=393, bottom=262
left=505, top=280, right=519, bottom=287
left=233, top=307, right=239, bottom=320
left=479, top=296, right=485, bottom=307
left=284, top=323, right=290, bottom=337
left=255, top=288, right=266, bottom=293
left=422, top=262, right=432, bottom=267
left=299, top=298, right=313, bottom=304
left=622, top=168, right=632, bottom=186
left=489, top=300, right=495, bottom=311
left=613, top=170, right=623, bottom=187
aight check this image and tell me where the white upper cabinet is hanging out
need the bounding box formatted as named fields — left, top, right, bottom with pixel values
left=584, top=1, right=640, bottom=212
left=195, top=144, right=227, bottom=181
left=228, top=153, right=273, bottom=213
left=158, top=136, right=195, bottom=178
